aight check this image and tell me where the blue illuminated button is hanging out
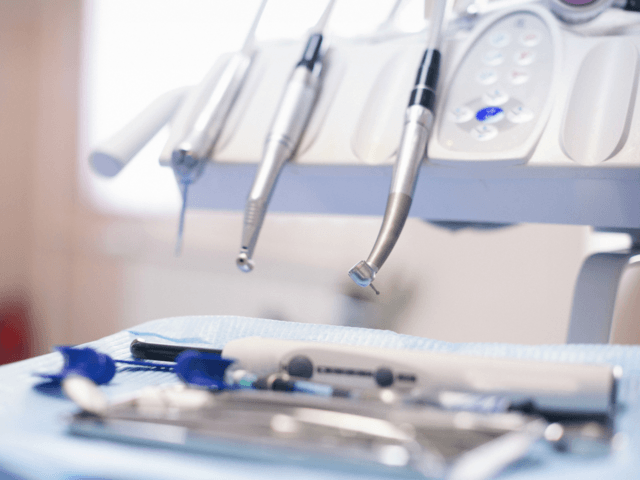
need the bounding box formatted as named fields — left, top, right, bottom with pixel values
left=476, top=106, right=505, bottom=123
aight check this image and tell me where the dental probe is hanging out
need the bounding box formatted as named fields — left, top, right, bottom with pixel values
left=236, top=0, right=336, bottom=272
left=172, top=0, right=268, bottom=255
left=348, top=0, right=448, bottom=293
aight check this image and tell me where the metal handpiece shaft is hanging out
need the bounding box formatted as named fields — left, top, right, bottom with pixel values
left=172, top=0, right=267, bottom=173
left=178, top=0, right=267, bottom=162
left=171, top=0, right=268, bottom=254
left=176, top=53, right=253, bottom=163
left=172, top=52, right=253, bottom=254
left=348, top=0, right=447, bottom=291
left=237, top=2, right=335, bottom=272
left=238, top=66, right=321, bottom=271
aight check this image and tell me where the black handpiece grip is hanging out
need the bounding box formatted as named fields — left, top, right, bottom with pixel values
left=625, top=0, right=640, bottom=11
left=130, top=338, right=223, bottom=362
left=408, top=49, right=441, bottom=111
left=296, top=33, right=324, bottom=70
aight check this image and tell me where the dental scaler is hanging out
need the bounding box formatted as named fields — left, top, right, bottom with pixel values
left=236, top=0, right=336, bottom=272
left=170, top=0, right=268, bottom=255
left=348, top=0, right=448, bottom=293
left=130, top=337, right=618, bottom=417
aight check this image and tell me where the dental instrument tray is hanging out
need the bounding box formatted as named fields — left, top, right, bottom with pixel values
left=68, top=385, right=547, bottom=480
left=4, top=315, right=634, bottom=479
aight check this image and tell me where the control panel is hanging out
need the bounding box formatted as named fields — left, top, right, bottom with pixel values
left=430, top=8, right=560, bottom=165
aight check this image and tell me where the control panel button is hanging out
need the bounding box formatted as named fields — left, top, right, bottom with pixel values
left=519, top=30, right=541, bottom=47
left=508, top=69, right=529, bottom=85
left=507, top=105, right=534, bottom=123
left=471, top=124, right=498, bottom=141
left=476, top=69, right=498, bottom=85
left=476, top=106, right=505, bottom=123
left=514, top=50, right=535, bottom=66
left=489, top=32, right=511, bottom=48
left=483, top=50, right=504, bottom=66
left=483, top=88, right=509, bottom=105
left=449, top=106, right=475, bottom=123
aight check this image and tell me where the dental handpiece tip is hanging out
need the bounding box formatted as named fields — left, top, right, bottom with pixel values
left=348, top=260, right=377, bottom=288
left=236, top=252, right=254, bottom=273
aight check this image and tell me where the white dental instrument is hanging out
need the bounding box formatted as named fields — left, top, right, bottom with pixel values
left=220, top=336, right=618, bottom=416
left=130, top=336, right=618, bottom=416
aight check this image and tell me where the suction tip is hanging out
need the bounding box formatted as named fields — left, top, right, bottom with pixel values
left=348, top=261, right=377, bottom=288
left=236, top=251, right=254, bottom=272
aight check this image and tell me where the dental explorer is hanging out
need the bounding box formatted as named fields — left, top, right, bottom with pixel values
left=172, top=0, right=268, bottom=255
left=348, top=0, right=447, bottom=293
left=236, top=0, right=336, bottom=273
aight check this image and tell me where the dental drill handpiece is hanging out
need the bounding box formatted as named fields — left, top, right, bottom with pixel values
left=348, top=0, right=447, bottom=293
left=236, top=0, right=336, bottom=272
left=172, top=0, right=268, bottom=255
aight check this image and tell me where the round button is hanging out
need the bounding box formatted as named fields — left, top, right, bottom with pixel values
left=514, top=50, right=535, bottom=66
left=483, top=50, right=504, bottom=66
left=507, top=105, right=534, bottom=123
left=287, top=355, right=314, bottom=379
left=508, top=69, right=529, bottom=85
left=483, top=88, right=509, bottom=106
left=471, top=124, right=498, bottom=141
left=519, top=30, right=541, bottom=47
left=448, top=106, right=474, bottom=123
left=476, top=106, right=505, bottom=124
left=476, top=68, right=498, bottom=85
left=489, top=32, right=511, bottom=48
left=375, top=368, right=394, bottom=387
